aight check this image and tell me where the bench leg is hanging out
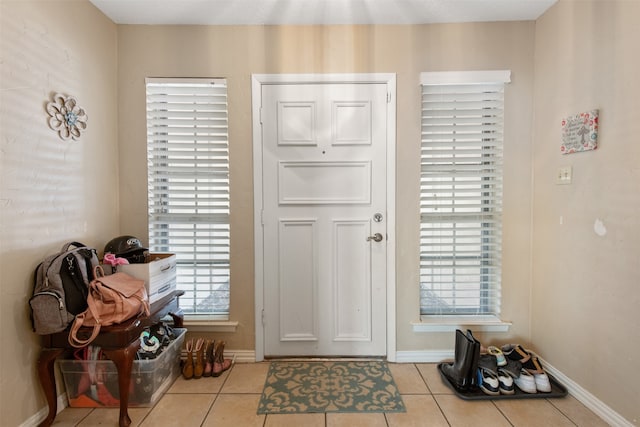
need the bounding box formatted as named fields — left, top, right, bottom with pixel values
left=102, top=339, right=140, bottom=427
left=37, top=348, right=64, bottom=427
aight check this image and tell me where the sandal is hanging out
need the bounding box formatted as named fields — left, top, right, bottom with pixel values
left=501, top=344, right=543, bottom=373
left=212, top=340, right=232, bottom=377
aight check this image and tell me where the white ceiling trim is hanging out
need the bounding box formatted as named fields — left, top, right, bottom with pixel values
left=89, top=0, right=557, bottom=26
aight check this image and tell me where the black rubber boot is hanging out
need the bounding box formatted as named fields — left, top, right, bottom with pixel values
left=442, top=329, right=475, bottom=391
left=466, top=329, right=481, bottom=388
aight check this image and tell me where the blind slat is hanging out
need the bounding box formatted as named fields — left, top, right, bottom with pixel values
left=148, top=134, right=228, bottom=143
left=148, top=142, right=228, bottom=151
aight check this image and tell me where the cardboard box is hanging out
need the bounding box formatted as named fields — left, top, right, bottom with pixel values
left=59, top=328, right=186, bottom=407
left=117, top=253, right=177, bottom=303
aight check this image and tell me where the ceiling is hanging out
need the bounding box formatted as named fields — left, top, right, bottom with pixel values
left=89, top=0, right=558, bottom=25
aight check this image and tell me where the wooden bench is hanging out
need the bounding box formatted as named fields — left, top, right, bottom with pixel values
left=37, top=291, right=184, bottom=427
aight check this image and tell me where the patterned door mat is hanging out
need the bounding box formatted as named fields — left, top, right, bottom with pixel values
left=257, top=361, right=406, bottom=414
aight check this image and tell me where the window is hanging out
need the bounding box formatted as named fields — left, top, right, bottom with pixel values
left=145, top=78, right=230, bottom=318
left=419, top=71, right=510, bottom=317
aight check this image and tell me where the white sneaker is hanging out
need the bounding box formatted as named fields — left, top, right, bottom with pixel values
left=497, top=369, right=515, bottom=394
left=477, top=368, right=501, bottom=396
left=533, top=371, right=552, bottom=392
left=514, top=369, right=537, bottom=393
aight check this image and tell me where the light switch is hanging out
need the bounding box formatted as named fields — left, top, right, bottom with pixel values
left=556, top=166, right=572, bottom=185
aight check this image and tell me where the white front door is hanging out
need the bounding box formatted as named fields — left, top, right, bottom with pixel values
left=256, top=77, right=393, bottom=357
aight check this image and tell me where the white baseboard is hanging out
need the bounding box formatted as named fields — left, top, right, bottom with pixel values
left=228, top=349, right=257, bottom=363
left=20, top=393, right=68, bottom=427
left=395, top=350, right=453, bottom=363
left=395, top=350, right=632, bottom=426
left=180, top=349, right=256, bottom=363
left=537, top=356, right=634, bottom=427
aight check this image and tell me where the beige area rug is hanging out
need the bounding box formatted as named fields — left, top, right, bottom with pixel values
left=257, top=361, right=406, bottom=414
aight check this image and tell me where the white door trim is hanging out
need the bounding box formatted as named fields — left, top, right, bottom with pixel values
left=252, top=73, right=396, bottom=361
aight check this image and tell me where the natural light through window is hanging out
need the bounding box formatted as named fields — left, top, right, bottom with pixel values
left=419, top=71, right=509, bottom=318
left=145, top=78, right=230, bottom=318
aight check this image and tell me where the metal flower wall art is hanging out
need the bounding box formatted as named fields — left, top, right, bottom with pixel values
left=46, top=93, right=88, bottom=140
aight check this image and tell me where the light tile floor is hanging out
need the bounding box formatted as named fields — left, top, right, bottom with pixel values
left=53, top=362, right=610, bottom=427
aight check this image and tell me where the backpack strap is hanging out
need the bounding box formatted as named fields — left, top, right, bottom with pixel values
left=60, top=241, right=86, bottom=252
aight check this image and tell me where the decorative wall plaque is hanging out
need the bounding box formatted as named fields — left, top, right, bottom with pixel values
left=46, top=93, right=88, bottom=141
left=561, top=109, right=598, bottom=154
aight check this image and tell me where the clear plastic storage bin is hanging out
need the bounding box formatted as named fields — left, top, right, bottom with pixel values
left=58, top=328, right=186, bottom=407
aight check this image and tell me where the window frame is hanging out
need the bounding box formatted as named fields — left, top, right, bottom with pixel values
left=145, top=77, right=230, bottom=320
left=418, top=70, right=510, bottom=322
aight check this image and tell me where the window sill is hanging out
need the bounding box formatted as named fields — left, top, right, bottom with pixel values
left=412, top=316, right=512, bottom=333
left=181, top=319, right=239, bottom=333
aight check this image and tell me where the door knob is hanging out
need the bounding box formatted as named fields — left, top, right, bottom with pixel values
left=367, top=233, right=383, bottom=242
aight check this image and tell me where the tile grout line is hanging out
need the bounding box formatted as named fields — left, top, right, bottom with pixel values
left=206, top=363, right=262, bottom=425
left=491, top=399, right=515, bottom=427
left=415, top=363, right=453, bottom=427
left=545, top=398, right=579, bottom=427
left=414, top=362, right=434, bottom=394
left=74, top=407, right=94, bottom=427
left=199, top=370, right=229, bottom=427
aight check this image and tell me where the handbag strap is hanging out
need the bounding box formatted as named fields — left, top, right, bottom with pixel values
left=68, top=313, right=102, bottom=348
left=68, top=284, right=103, bottom=348
left=139, top=296, right=151, bottom=317
left=93, top=264, right=105, bottom=278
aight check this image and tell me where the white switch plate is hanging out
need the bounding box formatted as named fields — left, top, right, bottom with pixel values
left=556, top=166, right=572, bottom=185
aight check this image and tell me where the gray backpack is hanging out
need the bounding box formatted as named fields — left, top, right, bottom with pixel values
left=30, top=242, right=100, bottom=335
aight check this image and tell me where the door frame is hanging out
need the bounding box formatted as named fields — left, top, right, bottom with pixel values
left=251, top=73, right=396, bottom=361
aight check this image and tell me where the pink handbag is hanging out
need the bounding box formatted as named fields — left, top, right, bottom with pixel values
left=68, top=266, right=150, bottom=348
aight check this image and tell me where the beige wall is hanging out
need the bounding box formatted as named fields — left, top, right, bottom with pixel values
left=0, top=0, right=118, bottom=425
left=117, top=22, right=536, bottom=352
left=6, top=1, right=638, bottom=424
left=532, top=1, right=640, bottom=423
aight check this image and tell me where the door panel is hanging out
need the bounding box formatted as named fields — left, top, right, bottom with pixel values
left=333, top=219, right=371, bottom=341
left=278, top=219, right=317, bottom=341
left=261, top=82, right=387, bottom=356
left=278, top=161, right=371, bottom=204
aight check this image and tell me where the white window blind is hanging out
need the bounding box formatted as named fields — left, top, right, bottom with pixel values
left=145, top=78, right=230, bottom=317
left=419, top=71, right=509, bottom=316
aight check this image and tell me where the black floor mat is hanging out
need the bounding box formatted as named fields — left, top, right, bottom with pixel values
left=437, top=363, right=568, bottom=400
